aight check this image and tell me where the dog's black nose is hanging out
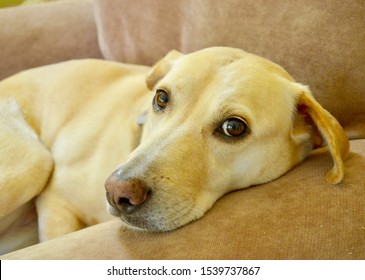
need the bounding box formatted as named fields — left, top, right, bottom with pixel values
left=105, top=175, right=150, bottom=214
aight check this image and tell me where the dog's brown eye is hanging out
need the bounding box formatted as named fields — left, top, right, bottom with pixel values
left=153, top=89, right=169, bottom=111
left=220, top=117, right=248, bottom=137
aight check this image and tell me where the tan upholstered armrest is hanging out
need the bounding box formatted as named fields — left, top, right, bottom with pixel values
left=2, top=140, right=365, bottom=260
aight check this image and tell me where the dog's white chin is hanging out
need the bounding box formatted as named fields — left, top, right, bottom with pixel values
left=106, top=192, right=216, bottom=232
left=109, top=205, right=206, bottom=232
left=117, top=210, right=194, bottom=232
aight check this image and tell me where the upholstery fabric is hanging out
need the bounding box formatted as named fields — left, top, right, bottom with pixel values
left=3, top=139, right=365, bottom=260
left=94, top=0, right=365, bottom=138
left=0, top=0, right=102, bottom=81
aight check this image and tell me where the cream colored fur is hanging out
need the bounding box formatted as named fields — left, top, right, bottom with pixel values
left=0, top=47, right=349, bottom=254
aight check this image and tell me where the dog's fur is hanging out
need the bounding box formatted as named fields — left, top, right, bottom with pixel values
left=0, top=47, right=349, bottom=254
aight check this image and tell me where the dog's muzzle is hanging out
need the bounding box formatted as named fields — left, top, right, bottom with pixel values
left=105, top=171, right=151, bottom=214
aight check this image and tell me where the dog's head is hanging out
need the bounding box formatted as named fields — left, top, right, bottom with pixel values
left=105, top=47, right=349, bottom=231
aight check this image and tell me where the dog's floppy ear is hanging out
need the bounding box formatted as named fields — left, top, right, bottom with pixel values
left=146, top=50, right=183, bottom=90
left=293, top=86, right=349, bottom=184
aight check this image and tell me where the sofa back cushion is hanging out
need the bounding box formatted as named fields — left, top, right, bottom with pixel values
left=94, top=0, right=365, bottom=138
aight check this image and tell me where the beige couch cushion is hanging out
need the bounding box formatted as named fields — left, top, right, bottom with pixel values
left=94, top=0, right=365, bottom=138
left=0, top=0, right=102, bottom=81
left=3, top=139, right=364, bottom=260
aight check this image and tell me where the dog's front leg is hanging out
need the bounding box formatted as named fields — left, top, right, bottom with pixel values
left=0, top=99, right=54, bottom=218
left=35, top=190, right=85, bottom=241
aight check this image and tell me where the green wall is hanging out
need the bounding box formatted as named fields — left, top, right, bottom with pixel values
left=0, top=0, right=25, bottom=8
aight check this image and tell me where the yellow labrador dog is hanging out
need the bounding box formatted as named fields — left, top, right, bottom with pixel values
left=0, top=47, right=349, bottom=253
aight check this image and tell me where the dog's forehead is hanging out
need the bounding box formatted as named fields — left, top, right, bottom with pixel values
left=164, top=47, right=294, bottom=92
left=186, top=48, right=290, bottom=77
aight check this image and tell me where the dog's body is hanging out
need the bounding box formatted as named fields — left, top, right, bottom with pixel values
left=0, top=60, right=151, bottom=253
left=0, top=47, right=349, bottom=254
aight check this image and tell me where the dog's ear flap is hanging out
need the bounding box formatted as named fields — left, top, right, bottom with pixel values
left=146, top=50, right=183, bottom=90
left=294, top=87, right=349, bottom=184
